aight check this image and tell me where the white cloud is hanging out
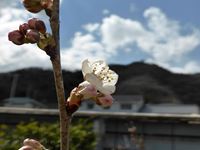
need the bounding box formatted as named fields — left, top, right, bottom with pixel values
left=100, top=15, right=146, bottom=53
left=141, top=7, right=200, bottom=62
left=61, top=32, right=107, bottom=70
left=1, top=3, right=199, bottom=74
left=144, top=7, right=180, bottom=38
left=60, top=7, right=200, bottom=73
left=83, top=23, right=100, bottom=33
left=0, top=1, right=50, bottom=72
left=162, top=61, right=200, bottom=74
left=99, top=7, right=200, bottom=63
left=182, top=62, right=200, bottom=73
left=102, top=9, right=110, bottom=15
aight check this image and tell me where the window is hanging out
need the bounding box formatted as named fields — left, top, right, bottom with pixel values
left=87, top=103, right=94, bottom=109
left=120, top=103, right=132, bottom=110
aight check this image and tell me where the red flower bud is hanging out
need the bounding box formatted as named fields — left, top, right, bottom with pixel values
left=8, top=30, right=25, bottom=45
left=28, top=18, right=46, bottom=34
left=19, top=23, right=30, bottom=35
left=26, top=29, right=40, bottom=44
left=66, top=101, right=81, bottom=115
left=35, top=20, right=46, bottom=34
left=28, top=18, right=38, bottom=29
left=22, top=0, right=43, bottom=13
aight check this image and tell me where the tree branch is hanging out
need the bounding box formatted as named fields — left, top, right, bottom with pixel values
left=49, top=0, right=70, bottom=150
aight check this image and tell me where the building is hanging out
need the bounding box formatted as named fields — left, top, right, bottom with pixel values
left=79, top=95, right=144, bottom=112
left=1, top=95, right=200, bottom=150
left=1, top=97, right=46, bottom=108
left=142, top=103, right=199, bottom=114
left=79, top=95, right=199, bottom=114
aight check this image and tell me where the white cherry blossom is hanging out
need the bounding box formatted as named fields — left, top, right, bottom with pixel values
left=82, top=59, right=118, bottom=95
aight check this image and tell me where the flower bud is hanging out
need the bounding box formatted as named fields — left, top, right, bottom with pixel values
left=23, top=138, right=46, bottom=150
left=66, top=101, right=81, bottom=115
left=26, top=29, right=40, bottom=44
left=35, top=20, right=46, bottom=34
left=18, top=145, right=33, bottom=150
left=8, top=30, right=25, bottom=45
left=22, top=0, right=43, bottom=13
left=19, top=23, right=30, bottom=35
left=78, top=81, right=98, bottom=99
left=66, top=88, right=82, bottom=114
left=28, top=18, right=38, bottom=29
left=96, top=94, right=114, bottom=107
left=28, top=18, right=46, bottom=34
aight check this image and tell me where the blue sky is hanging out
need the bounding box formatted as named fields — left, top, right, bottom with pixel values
left=60, top=0, right=200, bottom=44
left=0, top=0, right=200, bottom=73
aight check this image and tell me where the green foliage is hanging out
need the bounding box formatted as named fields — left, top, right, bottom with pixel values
left=0, top=119, right=96, bottom=150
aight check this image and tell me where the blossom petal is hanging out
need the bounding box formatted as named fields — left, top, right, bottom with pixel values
left=85, top=73, right=102, bottom=88
left=103, top=70, right=118, bottom=85
left=79, top=81, right=91, bottom=87
left=90, top=60, right=108, bottom=76
left=98, top=84, right=116, bottom=95
left=82, top=59, right=118, bottom=95
left=85, top=73, right=115, bottom=95
left=78, top=81, right=98, bottom=99
left=82, top=59, right=93, bottom=76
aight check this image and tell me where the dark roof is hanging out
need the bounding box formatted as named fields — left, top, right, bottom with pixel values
left=3, top=97, right=45, bottom=107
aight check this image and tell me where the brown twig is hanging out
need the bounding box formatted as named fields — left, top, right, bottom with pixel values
left=49, top=0, right=70, bottom=150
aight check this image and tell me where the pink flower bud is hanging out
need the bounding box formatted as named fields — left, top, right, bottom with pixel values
left=96, top=94, right=114, bottom=107
left=8, top=30, right=25, bottom=45
left=28, top=18, right=46, bottom=34
left=18, top=145, right=33, bottom=150
left=19, top=23, right=30, bottom=35
left=23, top=138, right=46, bottom=150
left=78, top=81, right=98, bottom=99
left=22, top=0, right=43, bottom=13
left=26, top=29, right=40, bottom=43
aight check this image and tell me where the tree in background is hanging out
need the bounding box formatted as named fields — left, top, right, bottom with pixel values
left=0, top=120, right=96, bottom=150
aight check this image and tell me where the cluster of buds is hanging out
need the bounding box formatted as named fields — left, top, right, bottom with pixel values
left=8, top=18, right=46, bottom=46
left=22, top=0, right=53, bottom=14
left=66, top=82, right=115, bottom=115
left=66, top=59, right=118, bottom=114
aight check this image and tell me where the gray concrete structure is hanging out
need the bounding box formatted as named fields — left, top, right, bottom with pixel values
left=79, top=95, right=199, bottom=115
left=1, top=107, right=200, bottom=150
left=79, top=95, right=144, bottom=112
left=142, top=103, right=199, bottom=114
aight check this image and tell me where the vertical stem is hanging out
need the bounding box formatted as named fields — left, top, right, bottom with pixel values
left=49, top=0, right=70, bottom=150
left=51, top=58, right=70, bottom=150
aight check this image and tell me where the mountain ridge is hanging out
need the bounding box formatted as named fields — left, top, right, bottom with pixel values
left=0, top=62, right=199, bottom=107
